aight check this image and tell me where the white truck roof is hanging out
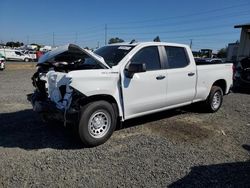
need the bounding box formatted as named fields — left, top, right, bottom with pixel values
left=108, top=42, right=189, bottom=48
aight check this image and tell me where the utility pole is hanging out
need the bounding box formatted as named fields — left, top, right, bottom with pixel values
left=189, top=39, right=193, bottom=49
left=74, top=32, right=78, bottom=44
left=97, top=41, right=100, bottom=48
left=27, top=35, right=29, bottom=45
left=53, top=32, right=55, bottom=47
left=105, top=24, right=107, bottom=45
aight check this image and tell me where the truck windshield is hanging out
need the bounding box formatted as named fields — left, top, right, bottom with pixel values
left=94, top=45, right=135, bottom=67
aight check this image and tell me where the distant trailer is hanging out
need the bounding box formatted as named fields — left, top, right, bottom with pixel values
left=234, top=23, right=250, bottom=61
left=227, top=42, right=239, bottom=62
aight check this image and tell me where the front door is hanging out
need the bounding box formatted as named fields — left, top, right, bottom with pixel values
left=122, top=46, right=167, bottom=119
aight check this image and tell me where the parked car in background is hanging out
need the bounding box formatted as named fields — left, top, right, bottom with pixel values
left=234, top=57, right=250, bottom=90
left=0, top=49, right=32, bottom=62
left=195, top=58, right=223, bottom=65
left=23, top=50, right=37, bottom=61
left=28, top=42, right=233, bottom=147
left=0, top=53, right=5, bottom=70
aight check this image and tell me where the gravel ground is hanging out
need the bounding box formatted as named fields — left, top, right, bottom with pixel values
left=0, top=61, right=249, bottom=187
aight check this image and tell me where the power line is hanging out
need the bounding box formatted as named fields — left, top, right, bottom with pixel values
left=74, top=32, right=78, bottom=44
left=107, top=2, right=250, bottom=25
left=24, top=3, right=249, bottom=42
left=52, top=32, right=55, bottom=47
left=21, top=6, right=249, bottom=46
left=105, top=24, right=107, bottom=45
left=110, top=23, right=235, bottom=36
left=26, top=35, right=29, bottom=45
left=109, top=11, right=250, bottom=30
left=13, top=2, right=249, bottom=48
left=55, top=27, right=103, bottom=37
left=190, top=39, right=193, bottom=49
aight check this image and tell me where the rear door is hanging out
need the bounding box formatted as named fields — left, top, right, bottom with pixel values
left=163, top=46, right=196, bottom=106
left=122, top=46, right=167, bottom=119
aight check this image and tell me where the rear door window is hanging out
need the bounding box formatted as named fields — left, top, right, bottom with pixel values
left=164, top=46, right=189, bottom=69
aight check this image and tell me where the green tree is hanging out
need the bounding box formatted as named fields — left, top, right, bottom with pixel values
left=30, top=43, right=41, bottom=50
left=6, top=42, right=15, bottom=47
left=6, top=41, right=24, bottom=48
left=217, top=47, right=228, bottom=58
left=108, top=37, right=124, bottom=44
left=153, top=36, right=161, bottom=42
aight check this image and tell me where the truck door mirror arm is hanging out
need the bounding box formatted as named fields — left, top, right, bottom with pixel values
left=125, top=62, right=146, bottom=78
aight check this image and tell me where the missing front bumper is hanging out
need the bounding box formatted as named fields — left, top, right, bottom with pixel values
left=27, top=92, right=78, bottom=124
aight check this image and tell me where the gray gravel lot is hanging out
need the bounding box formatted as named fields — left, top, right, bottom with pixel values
left=0, top=61, right=249, bottom=187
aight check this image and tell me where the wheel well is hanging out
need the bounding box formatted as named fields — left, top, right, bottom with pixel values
left=212, top=79, right=227, bottom=94
left=80, top=95, right=120, bottom=118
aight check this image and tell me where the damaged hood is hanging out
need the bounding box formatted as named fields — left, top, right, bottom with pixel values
left=38, top=44, right=110, bottom=69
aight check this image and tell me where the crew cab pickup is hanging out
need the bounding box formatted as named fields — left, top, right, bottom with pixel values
left=28, top=42, right=233, bottom=147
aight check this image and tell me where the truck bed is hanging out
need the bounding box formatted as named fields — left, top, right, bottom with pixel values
left=194, top=63, right=233, bottom=101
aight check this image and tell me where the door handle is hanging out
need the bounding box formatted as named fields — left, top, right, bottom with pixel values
left=188, top=72, right=195, bottom=76
left=156, top=75, right=166, bottom=80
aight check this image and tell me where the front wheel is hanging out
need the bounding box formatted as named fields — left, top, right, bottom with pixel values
left=204, top=86, right=223, bottom=112
left=24, top=58, right=29, bottom=62
left=78, top=101, right=117, bottom=147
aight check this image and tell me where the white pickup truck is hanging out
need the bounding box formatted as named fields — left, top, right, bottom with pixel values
left=28, top=42, right=233, bottom=146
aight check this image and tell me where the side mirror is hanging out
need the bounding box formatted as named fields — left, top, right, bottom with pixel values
left=125, top=62, right=146, bottom=78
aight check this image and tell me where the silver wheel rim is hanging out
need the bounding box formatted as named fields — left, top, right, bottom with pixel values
left=88, top=111, right=111, bottom=138
left=212, top=91, right=221, bottom=110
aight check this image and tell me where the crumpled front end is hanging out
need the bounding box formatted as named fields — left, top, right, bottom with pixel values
left=27, top=43, right=113, bottom=124
left=28, top=70, right=77, bottom=124
left=46, top=71, right=73, bottom=110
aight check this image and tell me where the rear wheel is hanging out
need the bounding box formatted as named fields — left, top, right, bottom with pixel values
left=78, top=101, right=117, bottom=147
left=204, top=86, right=223, bottom=112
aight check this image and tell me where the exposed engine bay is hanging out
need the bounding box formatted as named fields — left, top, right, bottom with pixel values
left=29, top=44, right=109, bottom=123
left=36, top=45, right=106, bottom=73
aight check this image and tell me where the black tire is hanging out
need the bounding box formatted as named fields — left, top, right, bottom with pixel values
left=78, top=100, right=117, bottom=147
left=24, top=58, right=29, bottom=62
left=204, top=86, right=223, bottom=112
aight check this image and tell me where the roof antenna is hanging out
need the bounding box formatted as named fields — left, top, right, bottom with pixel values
left=153, top=36, right=161, bottom=42
left=130, top=39, right=136, bottom=44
